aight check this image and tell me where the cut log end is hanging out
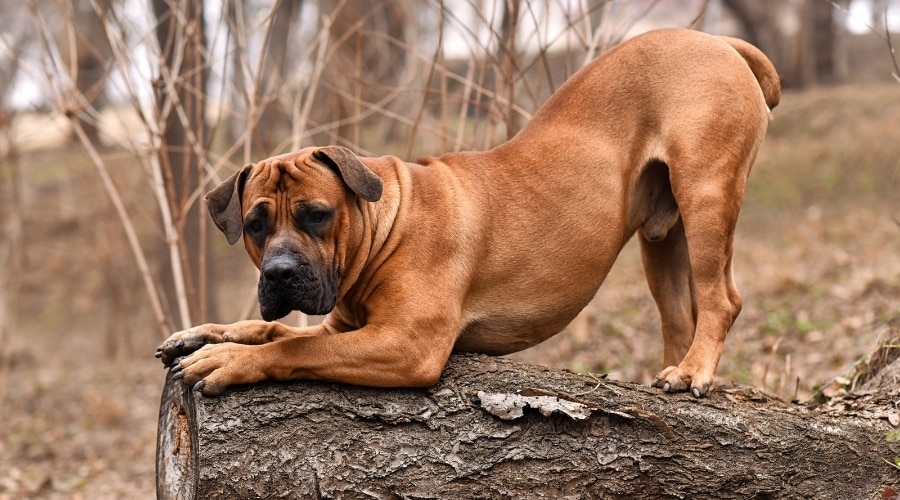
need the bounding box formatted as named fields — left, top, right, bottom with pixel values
left=156, top=370, right=198, bottom=500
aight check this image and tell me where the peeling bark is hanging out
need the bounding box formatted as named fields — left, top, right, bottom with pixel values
left=156, top=354, right=900, bottom=499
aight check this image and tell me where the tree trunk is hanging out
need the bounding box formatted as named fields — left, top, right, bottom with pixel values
left=720, top=0, right=788, bottom=85
left=70, top=0, right=113, bottom=146
left=225, top=0, right=302, bottom=157
left=495, top=0, right=522, bottom=139
left=314, top=0, right=412, bottom=147
left=254, top=0, right=301, bottom=155
left=157, top=353, right=900, bottom=498
left=152, top=0, right=214, bottom=328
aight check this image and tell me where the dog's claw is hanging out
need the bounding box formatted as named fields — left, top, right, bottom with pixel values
left=170, top=364, right=184, bottom=381
left=193, top=380, right=205, bottom=392
left=692, top=387, right=702, bottom=398
left=169, top=357, right=186, bottom=379
left=662, top=382, right=671, bottom=392
left=650, top=379, right=660, bottom=388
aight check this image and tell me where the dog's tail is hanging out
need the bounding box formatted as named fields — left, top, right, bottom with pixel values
left=720, top=36, right=781, bottom=110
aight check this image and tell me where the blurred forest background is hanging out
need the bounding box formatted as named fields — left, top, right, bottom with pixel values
left=0, top=0, right=898, bottom=496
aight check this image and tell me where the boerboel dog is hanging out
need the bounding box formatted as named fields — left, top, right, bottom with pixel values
left=157, top=28, right=780, bottom=398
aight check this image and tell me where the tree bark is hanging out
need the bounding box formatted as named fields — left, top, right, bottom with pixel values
left=156, top=353, right=900, bottom=498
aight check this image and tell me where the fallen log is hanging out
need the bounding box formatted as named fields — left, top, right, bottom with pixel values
left=156, top=353, right=900, bottom=499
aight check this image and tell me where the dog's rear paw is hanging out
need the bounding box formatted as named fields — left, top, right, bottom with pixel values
left=651, top=366, right=713, bottom=398
left=155, top=327, right=226, bottom=367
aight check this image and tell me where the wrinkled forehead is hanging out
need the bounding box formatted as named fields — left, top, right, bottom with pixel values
left=244, top=148, right=337, bottom=198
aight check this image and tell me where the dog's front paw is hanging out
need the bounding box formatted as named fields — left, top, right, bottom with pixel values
left=171, top=343, right=266, bottom=397
left=651, top=365, right=714, bottom=398
left=155, top=325, right=229, bottom=367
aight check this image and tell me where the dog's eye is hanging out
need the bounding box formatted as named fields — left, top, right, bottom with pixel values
left=247, top=219, right=264, bottom=234
left=306, top=210, right=329, bottom=225
left=296, top=204, right=334, bottom=235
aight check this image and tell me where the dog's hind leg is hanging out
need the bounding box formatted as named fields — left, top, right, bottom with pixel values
left=639, top=217, right=697, bottom=368
left=650, top=167, right=747, bottom=397
left=633, top=162, right=697, bottom=367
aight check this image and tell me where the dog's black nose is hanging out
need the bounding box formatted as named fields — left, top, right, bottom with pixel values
left=262, top=254, right=299, bottom=282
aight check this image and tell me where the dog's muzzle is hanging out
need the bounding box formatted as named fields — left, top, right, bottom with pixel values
left=258, top=250, right=338, bottom=321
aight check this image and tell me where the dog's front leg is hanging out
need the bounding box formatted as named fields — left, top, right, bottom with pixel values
left=172, top=322, right=455, bottom=396
left=155, top=319, right=328, bottom=367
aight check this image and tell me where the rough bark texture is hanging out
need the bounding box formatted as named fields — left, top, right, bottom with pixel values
left=157, top=354, right=900, bottom=499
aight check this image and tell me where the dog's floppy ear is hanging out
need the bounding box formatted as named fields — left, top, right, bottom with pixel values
left=205, top=165, right=253, bottom=245
left=313, top=146, right=383, bottom=202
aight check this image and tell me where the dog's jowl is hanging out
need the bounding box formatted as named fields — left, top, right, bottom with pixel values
left=156, top=29, right=780, bottom=398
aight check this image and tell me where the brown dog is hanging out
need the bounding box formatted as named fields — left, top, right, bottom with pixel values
left=156, top=28, right=780, bottom=398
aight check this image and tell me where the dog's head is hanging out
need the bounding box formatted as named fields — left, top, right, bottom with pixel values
left=205, top=146, right=383, bottom=321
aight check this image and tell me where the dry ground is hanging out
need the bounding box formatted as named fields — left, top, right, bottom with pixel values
left=1, top=83, right=899, bottom=498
